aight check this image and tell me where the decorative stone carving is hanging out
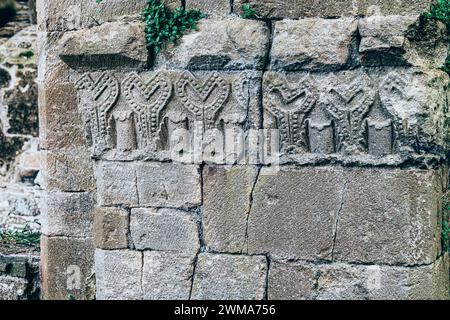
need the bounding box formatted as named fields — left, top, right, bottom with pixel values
left=265, top=77, right=318, bottom=153
left=75, top=72, right=119, bottom=153
left=176, top=71, right=230, bottom=131
left=324, top=73, right=375, bottom=155
left=122, top=72, right=172, bottom=151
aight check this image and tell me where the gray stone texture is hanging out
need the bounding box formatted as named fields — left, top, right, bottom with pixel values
left=156, top=17, right=270, bottom=70
left=142, top=251, right=194, bottom=300
left=235, top=0, right=434, bottom=19
left=40, top=148, right=95, bottom=192
left=41, top=236, right=95, bottom=300
left=40, top=192, right=95, bottom=238
left=186, top=0, right=231, bottom=18
left=270, top=18, right=359, bottom=71
left=94, top=207, right=129, bottom=250
left=95, top=249, right=143, bottom=300
left=203, top=165, right=261, bottom=253
left=0, top=276, right=29, bottom=300
left=269, top=255, right=449, bottom=300
left=246, top=166, right=343, bottom=260
left=130, top=208, right=200, bottom=255
left=191, top=253, right=267, bottom=300
left=58, top=21, right=149, bottom=70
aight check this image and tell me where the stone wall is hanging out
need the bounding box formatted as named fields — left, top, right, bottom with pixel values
left=38, top=0, right=450, bottom=300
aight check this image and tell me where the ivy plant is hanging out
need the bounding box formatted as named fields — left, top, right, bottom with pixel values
left=422, top=0, right=450, bottom=74
left=241, top=4, right=259, bottom=19
left=95, top=0, right=204, bottom=52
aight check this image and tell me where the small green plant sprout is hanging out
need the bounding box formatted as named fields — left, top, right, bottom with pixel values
left=0, top=225, right=40, bottom=247
left=18, top=50, right=34, bottom=59
left=241, top=4, right=260, bottom=19
left=422, top=0, right=450, bottom=25
left=141, top=0, right=205, bottom=52
left=67, top=294, right=76, bottom=300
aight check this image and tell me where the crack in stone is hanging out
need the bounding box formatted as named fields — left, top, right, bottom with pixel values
left=139, top=251, right=144, bottom=299
left=331, top=171, right=350, bottom=262
left=241, top=165, right=262, bottom=254
left=263, top=255, right=270, bottom=300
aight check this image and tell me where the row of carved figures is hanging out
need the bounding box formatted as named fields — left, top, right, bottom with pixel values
left=75, top=70, right=410, bottom=157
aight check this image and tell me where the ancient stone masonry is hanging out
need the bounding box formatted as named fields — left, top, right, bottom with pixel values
left=38, top=0, right=450, bottom=300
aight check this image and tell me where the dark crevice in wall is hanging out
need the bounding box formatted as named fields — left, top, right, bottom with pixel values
left=330, top=171, right=350, bottom=262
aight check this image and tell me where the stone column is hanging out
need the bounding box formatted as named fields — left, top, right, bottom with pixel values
left=39, top=0, right=449, bottom=300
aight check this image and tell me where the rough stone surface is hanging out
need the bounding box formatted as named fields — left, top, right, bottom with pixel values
left=333, top=168, right=444, bottom=266
left=38, top=82, right=87, bottom=150
left=235, top=0, right=434, bottom=19
left=95, top=249, right=142, bottom=300
left=41, top=148, right=95, bottom=192
left=41, top=236, right=95, bottom=300
left=186, top=0, right=231, bottom=18
left=191, top=253, right=267, bottom=300
left=58, top=21, right=148, bottom=70
left=269, top=255, right=449, bottom=300
left=142, top=251, right=194, bottom=300
left=156, top=17, right=270, bottom=70
left=246, top=166, right=343, bottom=260
left=358, top=15, right=448, bottom=68
left=94, top=207, right=129, bottom=250
left=96, top=161, right=202, bottom=208
left=40, top=192, right=95, bottom=238
left=203, top=165, right=260, bottom=253
left=0, top=276, right=29, bottom=300
left=130, top=208, right=199, bottom=256
left=270, top=18, right=359, bottom=71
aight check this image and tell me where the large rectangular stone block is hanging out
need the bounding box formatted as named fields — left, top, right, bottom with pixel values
left=95, top=161, right=139, bottom=207
left=246, top=166, right=343, bottom=260
left=41, top=148, right=95, bottom=192
left=269, top=255, right=449, bottom=300
left=41, top=192, right=95, bottom=238
left=94, top=207, right=129, bottom=250
left=191, top=253, right=267, bottom=300
left=130, top=208, right=200, bottom=256
left=235, top=0, right=433, bottom=19
left=142, top=251, right=194, bottom=300
left=333, top=168, right=445, bottom=265
left=270, top=18, right=359, bottom=71
left=95, top=249, right=142, bottom=300
left=58, top=21, right=149, bottom=70
left=156, top=18, right=270, bottom=70
left=203, top=165, right=260, bottom=253
left=135, top=162, right=202, bottom=209
left=41, top=236, right=95, bottom=300
left=38, top=82, right=87, bottom=150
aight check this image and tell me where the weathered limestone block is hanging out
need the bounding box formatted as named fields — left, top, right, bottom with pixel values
left=58, top=21, right=148, bottom=70
left=156, top=17, right=270, bottom=70
left=235, top=0, right=433, bottom=19
left=263, top=69, right=450, bottom=163
left=359, top=15, right=448, bottom=68
left=95, top=249, right=142, bottom=300
left=270, top=18, right=359, bottom=71
left=41, top=148, right=95, bottom=192
left=203, top=165, right=260, bottom=253
left=38, top=0, right=181, bottom=32
left=95, top=161, right=138, bottom=207
left=38, top=82, right=87, bottom=150
left=135, top=162, right=202, bottom=208
left=186, top=0, right=231, bottom=18
left=269, top=255, right=449, bottom=300
left=94, top=207, right=129, bottom=250
left=246, top=167, right=343, bottom=260
left=191, top=253, right=267, bottom=300
left=41, top=236, right=95, bottom=300
left=333, top=168, right=445, bottom=265
left=40, top=192, right=95, bottom=238
left=96, top=161, right=202, bottom=208
left=0, top=255, right=27, bottom=278
left=0, top=276, right=28, bottom=300
left=142, top=251, right=194, bottom=300
left=37, top=31, right=72, bottom=85
left=130, top=208, right=199, bottom=255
